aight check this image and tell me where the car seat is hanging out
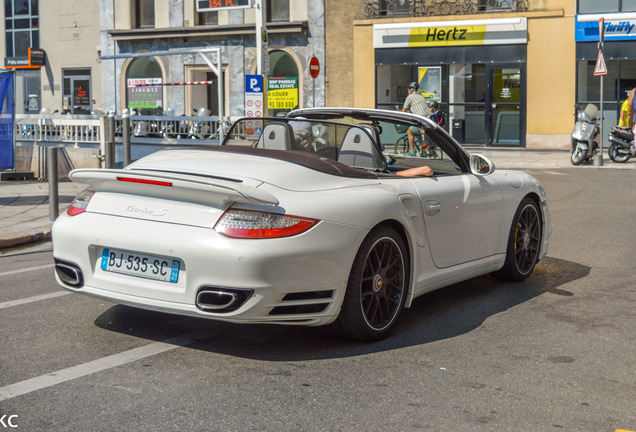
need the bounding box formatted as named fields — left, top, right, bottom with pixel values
left=254, top=122, right=294, bottom=150
left=338, top=126, right=383, bottom=169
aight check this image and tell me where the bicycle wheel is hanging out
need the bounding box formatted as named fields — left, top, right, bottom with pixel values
left=394, top=136, right=408, bottom=155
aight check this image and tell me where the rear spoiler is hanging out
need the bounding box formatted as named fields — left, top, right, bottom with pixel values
left=69, top=169, right=279, bottom=206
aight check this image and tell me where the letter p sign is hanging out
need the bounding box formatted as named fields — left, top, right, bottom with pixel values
left=246, top=75, right=263, bottom=93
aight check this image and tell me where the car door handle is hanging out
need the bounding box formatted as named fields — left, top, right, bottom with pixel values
left=425, top=200, right=441, bottom=216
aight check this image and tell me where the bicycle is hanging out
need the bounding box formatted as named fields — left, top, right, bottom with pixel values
left=393, top=124, right=439, bottom=158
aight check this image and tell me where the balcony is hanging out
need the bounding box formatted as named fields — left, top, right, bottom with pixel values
left=364, top=0, right=529, bottom=18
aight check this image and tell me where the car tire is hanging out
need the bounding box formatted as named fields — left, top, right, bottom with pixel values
left=331, top=226, right=409, bottom=341
left=492, top=197, right=542, bottom=282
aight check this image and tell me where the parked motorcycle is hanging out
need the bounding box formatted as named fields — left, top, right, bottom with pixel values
left=189, top=107, right=211, bottom=139
left=608, top=126, right=635, bottom=163
left=571, top=104, right=600, bottom=165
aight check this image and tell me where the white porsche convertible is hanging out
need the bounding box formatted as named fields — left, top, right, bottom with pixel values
left=52, top=108, right=551, bottom=341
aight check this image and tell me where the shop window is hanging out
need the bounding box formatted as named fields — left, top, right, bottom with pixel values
left=126, top=57, right=163, bottom=115
left=62, top=69, right=92, bottom=114
left=577, top=0, right=636, bottom=13
left=268, top=0, right=289, bottom=22
left=197, top=10, right=218, bottom=25
left=136, top=0, right=155, bottom=28
left=4, top=0, right=38, bottom=57
left=268, top=50, right=299, bottom=115
left=185, top=65, right=225, bottom=117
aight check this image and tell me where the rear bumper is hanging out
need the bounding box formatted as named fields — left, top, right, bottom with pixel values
left=52, top=211, right=365, bottom=326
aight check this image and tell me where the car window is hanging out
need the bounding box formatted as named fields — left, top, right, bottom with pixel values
left=374, top=120, right=462, bottom=176
left=224, top=118, right=386, bottom=170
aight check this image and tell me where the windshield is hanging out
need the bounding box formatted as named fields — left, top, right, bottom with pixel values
left=223, top=118, right=387, bottom=170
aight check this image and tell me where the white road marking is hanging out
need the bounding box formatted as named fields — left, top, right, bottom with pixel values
left=539, top=170, right=567, bottom=176
left=0, top=332, right=201, bottom=402
left=0, top=263, right=55, bottom=277
left=0, top=291, right=70, bottom=310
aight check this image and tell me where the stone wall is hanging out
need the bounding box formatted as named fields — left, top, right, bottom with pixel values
left=324, top=0, right=366, bottom=108
left=14, top=146, right=101, bottom=180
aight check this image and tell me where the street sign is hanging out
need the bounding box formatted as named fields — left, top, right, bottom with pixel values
left=197, top=0, right=251, bottom=12
left=245, top=74, right=264, bottom=118
left=309, top=56, right=320, bottom=79
left=29, top=49, right=45, bottom=66
left=267, top=77, right=298, bottom=110
left=594, top=50, right=607, bottom=76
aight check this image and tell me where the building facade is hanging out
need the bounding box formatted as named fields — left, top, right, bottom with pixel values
left=99, top=0, right=325, bottom=118
left=1, top=0, right=102, bottom=114
left=327, top=0, right=636, bottom=150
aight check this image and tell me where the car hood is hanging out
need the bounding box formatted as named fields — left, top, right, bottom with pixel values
left=127, top=148, right=381, bottom=192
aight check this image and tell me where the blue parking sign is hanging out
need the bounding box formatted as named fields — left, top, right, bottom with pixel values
left=246, top=75, right=263, bottom=93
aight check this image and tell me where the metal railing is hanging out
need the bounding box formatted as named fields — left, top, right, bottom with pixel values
left=14, top=114, right=228, bottom=147
left=117, top=115, right=227, bottom=143
left=364, top=0, right=529, bottom=18
left=15, top=114, right=102, bottom=147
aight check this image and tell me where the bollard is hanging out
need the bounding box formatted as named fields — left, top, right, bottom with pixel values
left=47, top=147, right=59, bottom=222
left=122, top=108, right=131, bottom=167
left=105, top=111, right=116, bottom=169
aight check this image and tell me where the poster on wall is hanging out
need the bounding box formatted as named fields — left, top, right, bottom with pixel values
left=418, top=67, right=441, bottom=101
left=127, top=78, right=163, bottom=111
left=267, top=77, right=298, bottom=110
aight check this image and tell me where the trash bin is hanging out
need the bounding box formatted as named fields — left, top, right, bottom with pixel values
left=452, top=119, right=464, bottom=143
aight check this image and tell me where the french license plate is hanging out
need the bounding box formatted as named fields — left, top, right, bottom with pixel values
left=100, top=248, right=180, bottom=283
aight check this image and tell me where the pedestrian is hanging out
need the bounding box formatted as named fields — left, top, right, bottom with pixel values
left=421, top=100, right=445, bottom=157
left=626, top=87, right=636, bottom=153
left=428, top=100, right=445, bottom=128
left=402, top=82, right=431, bottom=156
left=618, top=90, right=631, bottom=127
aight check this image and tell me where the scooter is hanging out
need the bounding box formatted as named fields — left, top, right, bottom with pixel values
left=571, top=104, right=600, bottom=165
left=189, top=107, right=211, bottom=139
left=608, top=126, right=635, bottom=163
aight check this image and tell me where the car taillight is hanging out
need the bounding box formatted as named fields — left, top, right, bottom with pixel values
left=67, top=189, right=95, bottom=216
left=214, top=209, right=319, bottom=239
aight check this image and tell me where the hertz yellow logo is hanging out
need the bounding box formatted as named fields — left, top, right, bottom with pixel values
left=409, top=25, right=487, bottom=47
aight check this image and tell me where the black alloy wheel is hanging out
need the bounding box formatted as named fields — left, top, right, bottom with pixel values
left=493, top=198, right=542, bottom=281
left=331, top=226, right=409, bottom=341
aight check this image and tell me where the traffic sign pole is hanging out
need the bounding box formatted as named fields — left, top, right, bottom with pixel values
left=594, top=18, right=605, bottom=167
left=309, top=56, right=320, bottom=108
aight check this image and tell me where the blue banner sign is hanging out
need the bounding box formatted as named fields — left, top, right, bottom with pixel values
left=576, top=16, right=636, bottom=42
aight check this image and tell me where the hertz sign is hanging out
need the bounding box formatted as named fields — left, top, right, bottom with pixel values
left=196, top=0, right=251, bottom=12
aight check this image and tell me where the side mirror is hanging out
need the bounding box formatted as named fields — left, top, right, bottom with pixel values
left=470, top=154, right=495, bottom=176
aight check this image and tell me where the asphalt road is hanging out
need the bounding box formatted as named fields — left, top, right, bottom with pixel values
left=0, top=168, right=635, bottom=432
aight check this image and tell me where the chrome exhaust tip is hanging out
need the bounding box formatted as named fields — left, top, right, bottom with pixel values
left=196, top=288, right=253, bottom=313
left=54, top=260, right=84, bottom=288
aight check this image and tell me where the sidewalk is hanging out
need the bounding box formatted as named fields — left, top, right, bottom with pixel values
left=0, top=181, right=86, bottom=249
left=1, top=149, right=634, bottom=250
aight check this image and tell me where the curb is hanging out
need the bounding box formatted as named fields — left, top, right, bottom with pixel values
left=0, top=226, right=52, bottom=250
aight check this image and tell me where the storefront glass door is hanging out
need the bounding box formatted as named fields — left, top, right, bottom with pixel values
left=487, top=65, right=525, bottom=146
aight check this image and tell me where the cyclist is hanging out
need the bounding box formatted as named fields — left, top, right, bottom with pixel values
left=402, top=82, right=431, bottom=156
left=428, top=100, right=445, bottom=128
